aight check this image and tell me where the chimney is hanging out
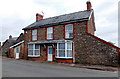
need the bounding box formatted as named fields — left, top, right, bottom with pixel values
left=86, top=1, right=92, bottom=10
left=36, top=13, right=43, bottom=21
left=9, top=35, right=12, bottom=39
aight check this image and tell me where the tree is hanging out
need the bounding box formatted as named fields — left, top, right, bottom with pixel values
left=108, top=41, right=115, bottom=45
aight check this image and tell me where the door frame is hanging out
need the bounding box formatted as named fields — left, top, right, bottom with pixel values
left=15, top=46, right=20, bottom=59
left=47, top=46, right=53, bottom=61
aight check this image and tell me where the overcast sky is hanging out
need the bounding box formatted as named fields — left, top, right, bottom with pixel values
left=0, top=0, right=119, bottom=46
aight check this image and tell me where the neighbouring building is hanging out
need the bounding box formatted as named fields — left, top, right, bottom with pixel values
left=8, top=33, right=24, bottom=59
left=21, top=1, right=119, bottom=66
left=1, top=35, right=17, bottom=56
left=0, top=42, right=1, bottom=55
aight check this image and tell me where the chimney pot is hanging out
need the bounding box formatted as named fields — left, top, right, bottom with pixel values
left=36, top=13, right=43, bottom=21
left=9, top=35, right=12, bottom=39
left=86, top=1, right=92, bottom=10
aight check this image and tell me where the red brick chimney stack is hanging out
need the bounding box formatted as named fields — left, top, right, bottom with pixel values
left=36, top=13, right=43, bottom=21
left=86, top=1, right=92, bottom=10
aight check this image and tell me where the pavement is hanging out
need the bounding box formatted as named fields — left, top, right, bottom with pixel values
left=2, top=57, right=118, bottom=77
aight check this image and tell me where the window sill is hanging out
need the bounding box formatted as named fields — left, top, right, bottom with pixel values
left=28, top=55, right=40, bottom=57
left=55, top=57, right=73, bottom=59
left=65, top=38, right=73, bottom=40
left=47, top=39, right=53, bottom=40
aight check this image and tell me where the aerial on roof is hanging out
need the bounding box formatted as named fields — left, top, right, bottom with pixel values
left=23, top=9, right=93, bottom=30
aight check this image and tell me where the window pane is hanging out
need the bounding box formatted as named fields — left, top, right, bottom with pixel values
left=35, top=50, right=39, bottom=55
left=28, top=50, right=33, bottom=55
left=66, top=32, right=73, bottom=38
left=32, top=30, right=37, bottom=35
left=67, top=43, right=72, bottom=49
left=35, top=45, right=39, bottom=49
left=66, top=24, right=73, bottom=31
left=48, top=48, right=52, bottom=54
left=32, top=35, right=37, bottom=40
left=47, top=34, right=52, bottom=39
left=69, top=32, right=73, bottom=38
left=59, top=50, right=65, bottom=57
left=67, top=50, right=72, bottom=57
left=66, top=32, right=69, bottom=38
left=29, top=44, right=33, bottom=49
left=16, top=47, right=19, bottom=53
left=47, top=27, right=53, bottom=33
left=58, top=43, right=65, bottom=49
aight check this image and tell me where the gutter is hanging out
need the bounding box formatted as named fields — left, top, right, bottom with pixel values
left=22, top=18, right=89, bottom=30
left=10, top=41, right=24, bottom=48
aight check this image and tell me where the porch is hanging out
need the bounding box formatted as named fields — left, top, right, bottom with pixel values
left=27, top=40, right=74, bottom=63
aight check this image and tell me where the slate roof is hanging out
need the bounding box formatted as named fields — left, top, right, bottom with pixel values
left=23, top=9, right=93, bottom=30
left=2, top=37, right=18, bottom=47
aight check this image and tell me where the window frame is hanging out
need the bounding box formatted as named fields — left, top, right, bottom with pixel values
left=31, top=29, right=37, bottom=41
left=47, top=27, right=53, bottom=40
left=65, top=24, right=73, bottom=39
left=28, top=44, right=40, bottom=57
left=56, top=42, right=73, bottom=58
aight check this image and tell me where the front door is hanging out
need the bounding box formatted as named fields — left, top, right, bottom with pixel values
left=47, top=46, right=53, bottom=61
left=15, top=47, right=20, bottom=59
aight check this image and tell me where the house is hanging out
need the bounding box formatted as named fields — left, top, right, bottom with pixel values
left=22, top=1, right=119, bottom=66
left=8, top=33, right=24, bottom=59
left=1, top=35, right=17, bottom=57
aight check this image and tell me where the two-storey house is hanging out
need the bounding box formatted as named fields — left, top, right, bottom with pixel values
left=22, top=1, right=119, bottom=66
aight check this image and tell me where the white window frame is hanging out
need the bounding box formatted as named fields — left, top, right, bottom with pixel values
left=28, top=44, right=40, bottom=57
left=56, top=42, right=72, bottom=58
left=32, top=29, right=37, bottom=40
left=47, top=27, right=53, bottom=39
left=65, top=24, right=73, bottom=38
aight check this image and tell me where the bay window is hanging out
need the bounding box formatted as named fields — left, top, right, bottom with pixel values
left=65, top=24, right=73, bottom=38
left=47, top=27, right=53, bottom=39
left=32, top=30, right=37, bottom=40
left=28, top=44, right=40, bottom=57
left=56, top=42, right=72, bottom=58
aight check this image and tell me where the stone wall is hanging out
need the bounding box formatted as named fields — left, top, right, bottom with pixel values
left=54, top=25, right=64, bottom=40
left=40, top=45, right=47, bottom=61
left=74, top=32, right=118, bottom=66
left=87, top=14, right=95, bottom=35
left=38, top=28, right=46, bottom=41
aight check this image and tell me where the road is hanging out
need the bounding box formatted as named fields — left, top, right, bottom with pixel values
left=2, top=58, right=118, bottom=77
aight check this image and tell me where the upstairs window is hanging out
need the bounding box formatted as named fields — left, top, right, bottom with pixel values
left=28, top=44, right=40, bottom=57
left=32, top=30, right=37, bottom=40
left=65, top=24, right=73, bottom=38
left=47, top=27, right=53, bottom=39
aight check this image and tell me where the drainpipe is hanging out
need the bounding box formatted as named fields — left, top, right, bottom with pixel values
left=73, top=42, right=75, bottom=63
